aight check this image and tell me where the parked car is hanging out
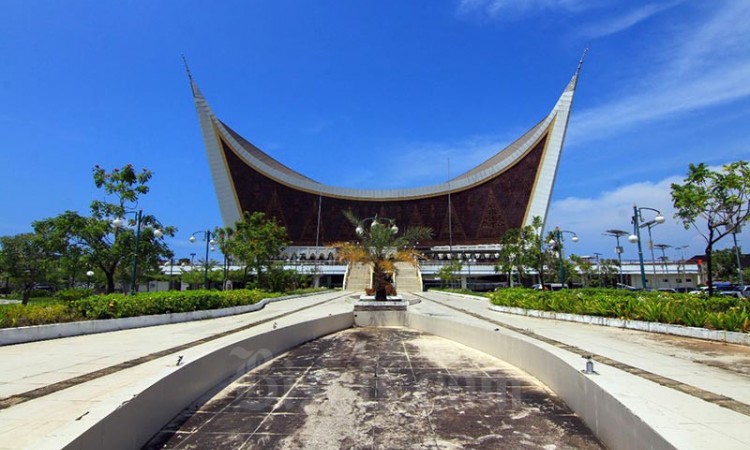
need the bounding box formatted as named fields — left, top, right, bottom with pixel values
left=31, top=283, right=56, bottom=292
left=531, top=283, right=563, bottom=291
left=719, top=286, right=750, bottom=298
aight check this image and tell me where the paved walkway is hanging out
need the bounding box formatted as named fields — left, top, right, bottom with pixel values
left=0, top=291, right=351, bottom=449
left=0, top=290, right=749, bottom=449
left=414, top=291, right=750, bottom=449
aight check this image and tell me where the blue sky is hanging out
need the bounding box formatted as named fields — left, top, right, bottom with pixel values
left=1, top=0, right=749, bottom=263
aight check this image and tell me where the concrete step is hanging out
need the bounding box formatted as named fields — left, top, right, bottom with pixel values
left=344, top=263, right=371, bottom=291
left=394, top=262, right=423, bottom=293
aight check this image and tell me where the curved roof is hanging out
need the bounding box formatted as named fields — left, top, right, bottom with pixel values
left=190, top=61, right=582, bottom=229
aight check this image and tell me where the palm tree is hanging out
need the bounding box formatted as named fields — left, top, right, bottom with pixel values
left=334, top=211, right=432, bottom=300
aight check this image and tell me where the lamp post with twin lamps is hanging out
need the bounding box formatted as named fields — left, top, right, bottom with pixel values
left=628, top=206, right=665, bottom=290
left=548, top=227, right=579, bottom=288
left=113, top=210, right=163, bottom=295
left=604, top=229, right=629, bottom=286
left=190, top=230, right=216, bottom=290
left=654, top=243, right=672, bottom=288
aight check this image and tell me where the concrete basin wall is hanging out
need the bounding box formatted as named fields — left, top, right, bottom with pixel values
left=406, top=312, right=675, bottom=450
left=60, top=308, right=675, bottom=450
left=62, top=312, right=354, bottom=450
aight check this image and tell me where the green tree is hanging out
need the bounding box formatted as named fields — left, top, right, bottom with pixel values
left=496, top=217, right=545, bottom=287
left=712, top=247, right=739, bottom=281
left=34, top=165, right=175, bottom=293
left=528, top=216, right=546, bottom=286
left=437, top=260, right=463, bottom=289
left=213, top=226, right=236, bottom=289
left=335, top=211, right=432, bottom=300
left=671, top=161, right=750, bottom=296
left=598, top=258, right=621, bottom=288
left=230, top=211, right=289, bottom=290
left=497, top=228, right=522, bottom=287
left=0, top=233, right=55, bottom=304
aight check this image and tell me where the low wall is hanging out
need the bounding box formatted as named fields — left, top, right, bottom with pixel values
left=61, top=312, right=354, bottom=450
left=490, top=305, right=750, bottom=346
left=405, top=312, right=675, bottom=450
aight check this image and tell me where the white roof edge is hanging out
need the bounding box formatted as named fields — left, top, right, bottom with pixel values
left=192, top=69, right=578, bottom=206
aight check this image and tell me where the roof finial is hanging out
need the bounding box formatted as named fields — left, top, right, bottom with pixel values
left=182, top=54, right=196, bottom=96
left=577, top=47, right=589, bottom=75
left=565, top=48, right=588, bottom=92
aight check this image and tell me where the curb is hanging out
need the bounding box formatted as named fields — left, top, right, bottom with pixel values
left=489, top=304, right=750, bottom=346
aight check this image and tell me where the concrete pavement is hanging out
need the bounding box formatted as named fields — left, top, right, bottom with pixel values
left=0, top=289, right=749, bottom=449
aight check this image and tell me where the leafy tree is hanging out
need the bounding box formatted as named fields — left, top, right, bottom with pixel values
left=712, top=247, right=740, bottom=282
left=497, top=228, right=522, bottom=287
left=569, top=255, right=593, bottom=287
left=0, top=233, right=55, bottom=304
left=213, top=226, right=236, bottom=289
left=265, top=263, right=306, bottom=292
left=34, top=165, right=175, bottom=293
left=496, top=217, right=545, bottom=287
left=437, top=260, right=463, bottom=289
left=598, top=258, right=621, bottom=288
left=671, top=161, right=750, bottom=296
left=525, top=216, right=546, bottom=286
left=334, top=211, right=432, bottom=300
left=230, top=211, right=289, bottom=290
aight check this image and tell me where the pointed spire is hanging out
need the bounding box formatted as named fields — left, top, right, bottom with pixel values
left=182, top=54, right=197, bottom=97
left=565, top=47, right=588, bottom=92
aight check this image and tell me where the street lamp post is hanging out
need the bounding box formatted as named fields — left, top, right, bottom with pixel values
left=86, top=270, right=94, bottom=289
left=190, top=230, right=216, bottom=290
left=674, top=245, right=688, bottom=290
left=628, top=205, right=665, bottom=290
left=113, top=209, right=163, bottom=295
left=604, top=229, right=629, bottom=286
left=654, top=244, right=672, bottom=288
left=548, top=227, right=579, bottom=288
left=730, top=225, right=744, bottom=287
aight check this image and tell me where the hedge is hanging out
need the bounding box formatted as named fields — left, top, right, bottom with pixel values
left=0, top=289, right=277, bottom=328
left=489, top=288, right=749, bottom=333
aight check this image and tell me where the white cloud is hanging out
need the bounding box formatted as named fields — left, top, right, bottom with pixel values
left=570, top=1, right=750, bottom=144
left=569, top=61, right=750, bottom=143
left=546, top=168, right=749, bottom=260
left=336, top=132, right=521, bottom=189
left=579, top=2, right=681, bottom=39
left=457, top=0, right=592, bottom=18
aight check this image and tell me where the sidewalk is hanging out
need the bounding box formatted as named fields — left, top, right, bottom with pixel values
left=413, top=291, right=750, bottom=449
left=2, top=290, right=749, bottom=449
left=0, top=291, right=351, bottom=450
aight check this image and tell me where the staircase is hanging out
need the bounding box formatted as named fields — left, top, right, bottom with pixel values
left=394, top=262, right=423, bottom=293
left=344, top=263, right=372, bottom=292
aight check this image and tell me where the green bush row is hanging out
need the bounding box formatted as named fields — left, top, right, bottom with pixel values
left=0, top=289, right=278, bottom=328
left=489, top=288, right=749, bottom=333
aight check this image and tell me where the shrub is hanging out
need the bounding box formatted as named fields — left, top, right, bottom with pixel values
left=68, top=289, right=277, bottom=320
left=0, top=289, right=280, bottom=328
left=55, top=288, right=95, bottom=302
left=0, top=303, right=76, bottom=328
left=489, top=288, right=750, bottom=333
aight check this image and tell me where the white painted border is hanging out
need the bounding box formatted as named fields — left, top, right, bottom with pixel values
left=0, top=293, right=317, bottom=346
left=490, top=304, right=750, bottom=346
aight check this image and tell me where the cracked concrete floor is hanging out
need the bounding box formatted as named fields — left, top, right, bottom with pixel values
left=144, top=328, right=604, bottom=449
